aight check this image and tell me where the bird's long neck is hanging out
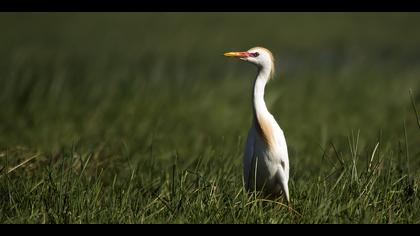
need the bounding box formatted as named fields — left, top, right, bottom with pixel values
left=252, top=66, right=274, bottom=148
left=253, top=67, right=270, bottom=117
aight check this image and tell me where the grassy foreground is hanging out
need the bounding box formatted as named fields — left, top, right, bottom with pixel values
left=0, top=13, right=420, bottom=223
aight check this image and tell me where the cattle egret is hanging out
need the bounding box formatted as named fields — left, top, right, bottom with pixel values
left=224, top=47, right=290, bottom=203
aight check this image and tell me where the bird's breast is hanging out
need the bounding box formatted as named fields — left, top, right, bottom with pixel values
left=254, top=113, right=279, bottom=151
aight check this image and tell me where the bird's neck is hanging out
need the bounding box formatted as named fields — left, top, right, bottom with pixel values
left=252, top=66, right=276, bottom=148
left=252, top=67, right=271, bottom=119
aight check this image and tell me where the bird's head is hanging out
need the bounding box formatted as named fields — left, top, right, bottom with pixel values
left=224, top=46, right=275, bottom=79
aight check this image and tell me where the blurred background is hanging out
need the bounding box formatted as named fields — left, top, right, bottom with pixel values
left=1, top=12, right=420, bottom=177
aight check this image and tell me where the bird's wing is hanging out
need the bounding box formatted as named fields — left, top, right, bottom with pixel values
left=269, top=115, right=290, bottom=181
left=243, top=128, right=256, bottom=191
left=274, top=126, right=289, bottom=182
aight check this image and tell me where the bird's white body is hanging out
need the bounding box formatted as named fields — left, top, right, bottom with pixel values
left=225, top=47, right=290, bottom=202
left=243, top=68, right=289, bottom=201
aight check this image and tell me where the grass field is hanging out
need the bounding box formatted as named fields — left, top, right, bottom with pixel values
left=1, top=13, right=420, bottom=223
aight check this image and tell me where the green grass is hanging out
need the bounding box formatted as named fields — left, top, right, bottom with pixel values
left=1, top=12, right=420, bottom=223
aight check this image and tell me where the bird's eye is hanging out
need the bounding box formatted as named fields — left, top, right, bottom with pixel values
left=252, top=52, right=260, bottom=57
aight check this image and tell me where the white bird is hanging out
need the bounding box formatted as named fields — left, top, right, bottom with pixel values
left=224, top=47, right=290, bottom=203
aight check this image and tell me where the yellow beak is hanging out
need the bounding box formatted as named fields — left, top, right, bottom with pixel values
left=224, top=52, right=250, bottom=58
